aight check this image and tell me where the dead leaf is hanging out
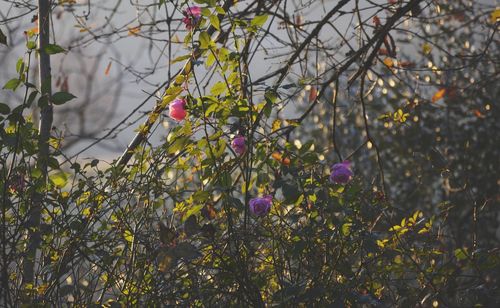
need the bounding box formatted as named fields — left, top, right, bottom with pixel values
left=25, top=25, right=39, bottom=38
left=201, top=204, right=216, bottom=220
left=295, top=15, right=303, bottom=28
left=157, top=250, right=176, bottom=272
left=473, top=109, right=485, bottom=118
left=378, top=48, right=389, bottom=56
left=432, top=88, right=446, bottom=103
left=61, top=76, right=69, bottom=92
left=104, top=61, right=112, bottom=76
left=272, top=152, right=291, bottom=166
left=399, top=61, right=415, bottom=68
left=308, top=86, right=317, bottom=102
left=383, top=57, right=394, bottom=68
left=128, top=25, right=141, bottom=36
left=172, top=34, right=181, bottom=43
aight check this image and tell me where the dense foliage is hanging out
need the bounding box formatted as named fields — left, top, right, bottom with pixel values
left=1, top=0, right=499, bottom=306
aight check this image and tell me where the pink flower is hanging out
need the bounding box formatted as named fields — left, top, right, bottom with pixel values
left=249, top=195, right=272, bottom=216
left=8, top=172, right=25, bottom=193
left=169, top=98, right=187, bottom=121
left=329, top=161, right=353, bottom=184
left=231, top=135, right=246, bottom=155
left=182, top=6, right=202, bottom=30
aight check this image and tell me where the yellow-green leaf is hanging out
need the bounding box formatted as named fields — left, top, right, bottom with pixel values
left=199, top=31, right=211, bottom=49
left=171, top=54, right=191, bottom=64
left=49, top=172, right=68, bottom=188
left=124, top=230, right=134, bottom=243
left=251, top=14, right=268, bottom=28
left=211, top=81, right=226, bottom=96
left=490, top=9, right=500, bottom=23
left=209, top=15, right=220, bottom=30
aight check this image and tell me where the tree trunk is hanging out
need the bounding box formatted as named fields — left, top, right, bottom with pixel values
left=23, top=0, right=53, bottom=292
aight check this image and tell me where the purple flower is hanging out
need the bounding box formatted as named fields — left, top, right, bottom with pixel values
left=231, top=135, right=246, bottom=155
left=249, top=195, right=272, bottom=216
left=329, top=161, right=353, bottom=184
left=182, top=6, right=202, bottom=30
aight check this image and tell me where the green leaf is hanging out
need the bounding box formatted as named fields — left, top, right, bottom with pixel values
left=31, top=168, right=43, bottom=179
left=204, top=102, right=218, bottom=116
left=124, top=230, right=134, bottom=243
left=3, top=78, right=21, bottom=91
left=263, top=101, right=272, bottom=118
left=201, top=8, right=211, bottom=17
left=165, top=85, right=183, bottom=96
left=26, top=40, right=36, bottom=50
left=38, top=95, right=49, bottom=108
left=0, top=28, right=7, bottom=46
left=159, top=222, right=176, bottom=246
left=206, top=52, right=216, bottom=67
left=199, top=31, right=211, bottom=49
left=282, top=182, right=301, bottom=203
left=0, top=103, right=10, bottom=114
left=454, top=248, right=468, bottom=261
left=49, top=172, right=68, bottom=188
left=45, top=44, right=66, bottom=55
left=210, top=81, right=226, bottom=96
left=264, top=89, right=278, bottom=104
left=192, top=190, right=211, bottom=202
left=215, top=6, right=225, bottom=15
left=171, top=54, right=191, bottom=64
left=183, top=31, right=192, bottom=45
left=173, top=242, right=200, bottom=260
left=342, top=222, right=353, bottom=236
left=179, top=121, right=192, bottom=136
left=251, top=14, right=269, bottom=28
left=184, top=215, right=200, bottom=236
left=52, top=92, right=76, bottom=105
left=48, top=157, right=60, bottom=169
left=184, top=204, right=204, bottom=220
left=26, top=91, right=38, bottom=107
left=209, top=15, right=220, bottom=30
left=213, top=138, right=226, bottom=158
left=16, top=58, right=25, bottom=73
left=168, top=136, right=190, bottom=154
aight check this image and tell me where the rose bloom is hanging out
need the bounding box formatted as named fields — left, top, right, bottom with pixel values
left=169, top=98, right=187, bottom=121
left=182, top=6, right=202, bottom=30
left=329, top=161, right=353, bottom=184
left=249, top=195, right=272, bottom=216
left=9, top=173, right=25, bottom=193
left=231, top=135, right=246, bottom=155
